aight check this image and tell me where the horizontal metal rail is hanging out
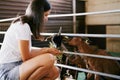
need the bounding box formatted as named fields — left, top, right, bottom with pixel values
left=55, top=64, right=120, bottom=79
left=0, top=9, right=120, bottom=22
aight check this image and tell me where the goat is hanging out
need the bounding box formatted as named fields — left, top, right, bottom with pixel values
left=68, top=37, right=120, bottom=80
left=68, top=54, right=86, bottom=69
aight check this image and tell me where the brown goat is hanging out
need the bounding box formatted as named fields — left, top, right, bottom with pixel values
left=68, top=37, right=120, bottom=80
left=68, top=54, right=86, bottom=69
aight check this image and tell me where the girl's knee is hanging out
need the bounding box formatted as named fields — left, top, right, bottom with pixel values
left=42, top=53, right=56, bottom=68
left=50, top=66, right=60, bottom=79
left=54, top=67, right=60, bottom=78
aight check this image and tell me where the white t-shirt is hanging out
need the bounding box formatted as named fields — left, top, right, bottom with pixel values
left=0, top=21, right=31, bottom=64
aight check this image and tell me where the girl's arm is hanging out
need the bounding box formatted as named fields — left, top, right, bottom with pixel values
left=19, top=40, right=60, bottom=61
left=30, top=47, right=60, bottom=58
left=19, top=40, right=31, bottom=62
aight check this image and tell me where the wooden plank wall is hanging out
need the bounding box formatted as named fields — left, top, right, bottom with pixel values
left=45, top=0, right=73, bottom=33
left=86, top=0, right=120, bottom=52
left=86, top=0, right=120, bottom=25
left=107, top=26, right=120, bottom=52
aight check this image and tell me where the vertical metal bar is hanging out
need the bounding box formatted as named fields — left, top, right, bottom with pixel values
left=73, top=0, right=76, bottom=33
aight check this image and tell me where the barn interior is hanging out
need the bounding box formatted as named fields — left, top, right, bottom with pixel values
left=0, top=0, right=120, bottom=80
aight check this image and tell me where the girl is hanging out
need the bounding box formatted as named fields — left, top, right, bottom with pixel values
left=0, top=0, right=60, bottom=80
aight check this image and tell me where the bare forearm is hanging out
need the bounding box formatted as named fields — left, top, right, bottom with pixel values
left=30, top=47, right=60, bottom=58
left=30, top=47, right=49, bottom=58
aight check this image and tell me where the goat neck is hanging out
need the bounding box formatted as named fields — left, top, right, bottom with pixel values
left=77, top=40, right=95, bottom=54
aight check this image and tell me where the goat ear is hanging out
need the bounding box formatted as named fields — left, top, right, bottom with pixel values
left=81, top=37, right=91, bottom=44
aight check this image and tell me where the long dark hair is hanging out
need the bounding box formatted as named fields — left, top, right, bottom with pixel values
left=13, top=0, right=51, bottom=39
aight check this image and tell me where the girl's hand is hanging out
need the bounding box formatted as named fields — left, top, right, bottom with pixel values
left=46, top=48, right=61, bottom=55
